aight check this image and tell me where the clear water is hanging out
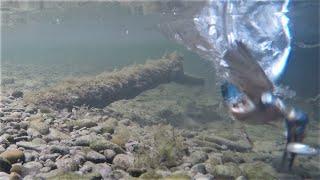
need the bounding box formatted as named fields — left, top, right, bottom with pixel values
left=1, top=1, right=319, bottom=179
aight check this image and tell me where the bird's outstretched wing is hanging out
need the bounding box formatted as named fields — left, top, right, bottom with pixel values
left=223, top=41, right=274, bottom=104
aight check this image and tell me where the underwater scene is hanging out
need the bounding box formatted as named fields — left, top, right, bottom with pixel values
left=0, top=1, right=319, bottom=180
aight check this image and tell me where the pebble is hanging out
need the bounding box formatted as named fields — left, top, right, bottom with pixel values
left=86, top=151, right=106, bottom=163
left=79, top=161, right=94, bottom=174
left=0, top=157, right=12, bottom=173
left=49, top=145, right=70, bottom=155
left=72, top=152, right=86, bottom=165
left=193, top=173, right=214, bottom=180
left=0, top=149, right=25, bottom=164
left=40, top=166, right=52, bottom=173
left=112, top=154, right=133, bottom=170
left=10, top=164, right=23, bottom=174
left=11, top=91, right=23, bottom=98
left=39, top=153, right=60, bottom=162
left=22, top=161, right=43, bottom=176
left=127, top=167, right=147, bottom=177
left=55, top=157, right=79, bottom=171
left=191, top=163, right=207, bottom=175
left=189, top=151, right=208, bottom=165
left=125, top=140, right=139, bottom=153
left=24, top=150, right=39, bottom=162
left=103, top=149, right=116, bottom=163
left=10, top=172, right=21, bottom=180
left=211, top=163, right=242, bottom=179
left=16, top=141, right=44, bottom=151
left=44, top=159, right=57, bottom=170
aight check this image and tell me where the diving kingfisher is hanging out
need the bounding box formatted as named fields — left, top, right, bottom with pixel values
left=221, top=41, right=311, bottom=170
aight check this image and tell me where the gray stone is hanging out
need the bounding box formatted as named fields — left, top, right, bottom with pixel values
left=55, top=157, right=79, bottom=172
left=0, top=157, right=12, bottom=173
left=86, top=151, right=106, bottom=163
left=239, top=161, right=277, bottom=180
left=119, top=119, right=131, bottom=126
left=191, top=163, right=207, bottom=174
left=193, top=173, right=214, bottom=180
left=72, top=152, right=86, bottom=165
left=0, top=146, right=6, bottom=154
left=103, top=149, right=116, bottom=163
left=236, top=176, right=248, bottom=180
left=25, top=106, right=37, bottom=114
left=90, top=139, right=124, bottom=153
left=69, top=119, right=98, bottom=130
left=24, top=150, right=39, bottom=162
left=189, top=151, right=208, bottom=165
left=44, top=159, right=56, bottom=170
left=79, top=161, right=94, bottom=174
left=28, top=116, right=50, bottom=135
left=22, top=161, right=43, bottom=176
left=211, top=163, right=242, bottom=179
left=93, top=163, right=112, bottom=179
left=112, top=154, right=133, bottom=170
left=106, top=169, right=130, bottom=179
left=74, top=135, right=91, bottom=146
left=46, top=128, right=69, bottom=141
left=16, top=141, right=45, bottom=151
left=40, top=166, right=51, bottom=173
left=11, top=91, right=23, bottom=98
left=26, top=128, right=41, bottom=138
left=127, top=167, right=147, bottom=177
left=125, top=140, right=139, bottom=153
left=39, top=153, right=60, bottom=161
left=49, top=145, right=70, bottom=155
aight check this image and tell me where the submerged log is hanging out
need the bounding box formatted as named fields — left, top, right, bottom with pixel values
left=25, top=53, right=204, bottom=110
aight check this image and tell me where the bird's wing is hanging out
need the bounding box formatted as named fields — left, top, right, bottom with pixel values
left=223, top=41, right=274, bottom=104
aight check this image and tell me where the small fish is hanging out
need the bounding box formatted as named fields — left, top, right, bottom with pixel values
left=286, top=143, right=319, bottom=156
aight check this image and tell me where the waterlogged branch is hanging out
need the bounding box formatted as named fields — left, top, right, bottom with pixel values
left=25, top=53, right=204, bottom=110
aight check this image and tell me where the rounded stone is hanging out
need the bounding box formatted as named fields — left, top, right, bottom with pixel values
left=0, top=149, right=25, bottom=164
left=0, top=157, right=12, bottom=173
left=112, top=154, right=133, bottom=170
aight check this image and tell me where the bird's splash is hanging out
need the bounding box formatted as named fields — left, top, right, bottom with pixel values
left=161, top=0, right=291, bottom=82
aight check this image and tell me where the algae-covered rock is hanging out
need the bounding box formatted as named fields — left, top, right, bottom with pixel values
left=240, top=161, right=277, bottom=180
left=127, top=167, right=147, bottom=177
left=85, top=150, right=106, bottom=163
left=164, top=171, right=191, bottom=180
left=211, top=163, right=242, bottom=179
left=90, top=139, right=124, bottom=153
left=189, top=151, right=208, bottom=165
left=46, top=128, right=69, bottom=141
left=16, top=141, right=45, bottom=151
left=68, top=119, right=97, bottom=130
left=139, top=170, right=163, bottom=179
left=22, top=161, right=43, bottom=176
left=28, top=115, right=49, bottom=135
left=222, top=151, right=245, bottom=164
left=55, top=157, right=79, bottom=172
left=46, top=172, right=96, bottom=180
left=107, top=169, right=130, bottom=179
